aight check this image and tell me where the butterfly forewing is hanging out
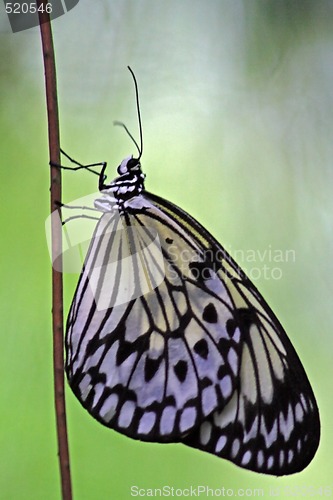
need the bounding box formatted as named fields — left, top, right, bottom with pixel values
left=66, top=198, right=243, bottom=440
left=65, top=158, right=319, bottom=475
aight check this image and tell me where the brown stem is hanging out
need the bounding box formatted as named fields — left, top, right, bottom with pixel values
left=37, top=2, right=72, bottom=499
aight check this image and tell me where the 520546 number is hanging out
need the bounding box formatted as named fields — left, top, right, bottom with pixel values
left=5, top=2, right=52, bottom=14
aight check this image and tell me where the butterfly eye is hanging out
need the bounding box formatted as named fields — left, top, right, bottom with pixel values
left=127, top=157, right=140, bottom=171
left=117, top=156, right=140, bottom=175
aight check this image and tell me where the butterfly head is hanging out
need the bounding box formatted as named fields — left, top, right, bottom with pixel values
left=115, top=155, right=146, bottom=188
left=100, top=155, right=146, bottom=204
left=117, top=155, right=142, bottom=176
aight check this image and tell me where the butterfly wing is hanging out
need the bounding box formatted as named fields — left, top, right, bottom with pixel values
left=65, top=190, right=319, bottom=474
left=144, top=192, right=320, bottom=474
left=66, top=198, right=244, bottom=441
left=182, top=283, right=319, bottom=474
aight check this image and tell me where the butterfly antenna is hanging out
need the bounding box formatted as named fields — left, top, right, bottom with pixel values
left=113, top=121, right=141, bottom=156
left=128, top=66, right=143, bottom=160
left=113, top=67, right=143, bottom=160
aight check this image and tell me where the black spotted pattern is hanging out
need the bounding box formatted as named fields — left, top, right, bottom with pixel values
left=202, top=303, right=218, bottom=323
left=193, top=339, right=209, bottom=360
left=174, top=360, right=188, bottom=383
left=145, top=357, right=162, bottom=382
left=116, top=340, right=134, bottom=365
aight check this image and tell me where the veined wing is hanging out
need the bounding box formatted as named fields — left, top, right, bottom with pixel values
left=147, top=191, right=320, bottom=474
left=66, top=190, right=319, bottom=474
left=66, top=197, right=242, bottom=440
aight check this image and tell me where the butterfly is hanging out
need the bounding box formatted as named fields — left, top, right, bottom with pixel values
left=62, top=67, right=320, bottom=475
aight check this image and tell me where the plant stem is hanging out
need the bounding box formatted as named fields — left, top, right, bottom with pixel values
left=37, top=2, right=72, bottom=498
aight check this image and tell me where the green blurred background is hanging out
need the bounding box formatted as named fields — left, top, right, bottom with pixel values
left=1, top=0, right=332, bottom=498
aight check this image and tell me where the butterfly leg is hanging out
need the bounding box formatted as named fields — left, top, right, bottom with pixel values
left=55, top=201, right=100, bottom=226
left=50, top=148, right=107, bottom=179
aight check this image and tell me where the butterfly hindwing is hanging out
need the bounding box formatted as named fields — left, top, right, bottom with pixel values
left=183, top=301, right=319, bottom=474
left=145, top=193, right=320, bottom=473
left=66, top=199, right=243, bottom=441
left=65, top=159, right=319, bottom=475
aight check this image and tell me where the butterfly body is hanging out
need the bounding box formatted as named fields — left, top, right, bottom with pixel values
left=65, top=154, right=320, bottom=475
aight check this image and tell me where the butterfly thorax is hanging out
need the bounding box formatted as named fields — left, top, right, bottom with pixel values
left=94, top=155, right=146, bottom=213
